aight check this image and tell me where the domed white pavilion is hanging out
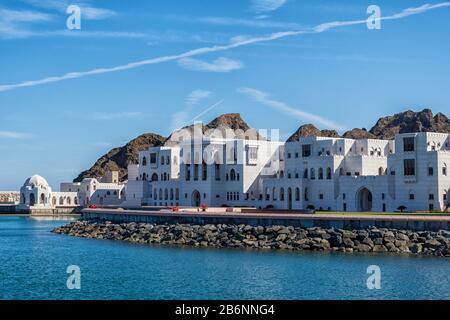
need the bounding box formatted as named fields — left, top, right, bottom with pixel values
left=18, top=175, right=53, bottom=209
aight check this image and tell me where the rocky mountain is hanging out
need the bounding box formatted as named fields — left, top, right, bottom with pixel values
left=166, top=113, right=263, bottom=145
left=368, top=108, right=450, bottom=140
left=288, top=109, right=450, bottom=142
left=287, top=124, right=339, bottom=142
left=75, top=113, right=259, bottom=182
left=342, top=128, right=376, bottom=140
left=74, top=133, right=166, bottom=182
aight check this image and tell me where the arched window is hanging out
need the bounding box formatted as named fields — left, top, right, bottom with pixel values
left=280, top=188, right=285, bottom=201
left=159, top=189, right=163, bottom=200
left=194, top=164, right=199, bottom=180
left=318, top=168, right=324, bottom=180
left=226, top=173, right=229, bottom=181
left=163, top=172, right=167, bottom=181
left=327, top=168, right=332, bottom=180
left=237, top=173, right=240, bottom=181
left=295, top=188, right=300, bottom=201
left=272, top=187, right=277, bottom=201
left=113, top=191, right=118, bottom=196
left=142, top=157, right=147, bottom=166
left=142, top=173, right=147, bottom=181
left=29, top=193, right=36, bottom=206
left=40, top=193, right=45, bottom=204
left=52, top=196, right=56, bottom=206
left=202, top=162, right=207, bottom=180
left=67, top=197, right=71, bottom=205
left=310, top=168, right=315, bottom=180
left=74, top=197, right=78, bottom=205
left=176, top=189, right=179, bottom=200
left=443, top=163, right=448, bottom=176
left=265, top=188, right=270, bottom=201
left=303, top=169, right=308, bottom=179
left=153, top=189, right=157, bottom=199
left=107, top=191, right=111, bottom=196
left=170, top=189, right=174, bottom=200
left=215, top=164, right=221, bottom=181
left=164, top=189, right=168, bottom=200
left=280, top=170, right=284, bottom=178
left=213, top=152, right=221, bottom=181
left=59, top=197, right=64, bottom=205
left=230, top=169, right=236, bottom=181
left=379, top=167, right=384, bottom=176
left=185, top=165, right=191, bottom=181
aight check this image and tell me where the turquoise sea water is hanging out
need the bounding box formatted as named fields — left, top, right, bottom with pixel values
left=0, top=217, right=449, bottom=300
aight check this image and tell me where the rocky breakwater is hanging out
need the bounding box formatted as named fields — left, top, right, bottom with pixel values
left=53, top=221, right=450, bottom=257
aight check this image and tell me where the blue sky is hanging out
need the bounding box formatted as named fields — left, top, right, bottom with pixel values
left=1, top=0, right=450, bottom=190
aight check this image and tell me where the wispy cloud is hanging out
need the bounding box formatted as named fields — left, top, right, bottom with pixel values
left=0, top=131, right=32, bottom=139
left=0, top=7, right=53, bottom=39
left=186, top=90, right=212, bottom=106
left=250, top=0, right=287, bottom=13
left=178, top=57, right=244, bottom=73
left=0, top=1, right=117, bottom=39
left=238, top=87, right=347, bottom=131
left=171, top=90, right=213, bottom=131
left=0, top=8, right=53, bottom=23
left=1, top=2, right=449, bottom=92
left=92, top=112, right=143, bottom=120
left=21, top=0, right=116, bottom=20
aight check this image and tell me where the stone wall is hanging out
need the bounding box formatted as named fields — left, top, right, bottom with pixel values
left=82, top=210, right=450, bottom=232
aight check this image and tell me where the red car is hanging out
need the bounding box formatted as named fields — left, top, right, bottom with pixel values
left=88, top=204, right=98, bottom=209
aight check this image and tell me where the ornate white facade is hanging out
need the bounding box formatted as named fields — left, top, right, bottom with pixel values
left=126, top=132, right=450, bottom=213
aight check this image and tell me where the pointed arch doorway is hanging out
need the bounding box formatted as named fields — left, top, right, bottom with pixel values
left=357, top=187, right=373, bottom=212
left=191, top=190, right=201, bottom=207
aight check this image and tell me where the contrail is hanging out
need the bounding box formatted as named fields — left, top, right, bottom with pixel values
left=1, top=2, right=449, bottom=93
left=238, top=87, right=347, bottom=131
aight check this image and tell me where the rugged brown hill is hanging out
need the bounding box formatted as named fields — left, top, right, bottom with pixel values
left=288, top=108, right=450, bottom=142
left=74, top=133, right=166, bottom=182
left=166, top=113, right=264, bottom=145
left=342, top=128, right=376, bottom=140
left=287, top=124, right=339, bottom=142
left=205, top=113, right=251, bottom=131
left=369, top=108, right=450, bottom=139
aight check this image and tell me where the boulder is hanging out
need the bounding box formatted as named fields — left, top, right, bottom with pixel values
left=373, top=245, right=388, bottom=253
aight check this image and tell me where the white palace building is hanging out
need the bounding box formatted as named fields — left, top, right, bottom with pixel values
left=17, top=127, right=450, bottom=213
left=125, top=129, right=450, bottom=213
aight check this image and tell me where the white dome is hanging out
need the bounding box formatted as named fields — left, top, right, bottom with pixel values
left=24, top=175, right=49, bottom=188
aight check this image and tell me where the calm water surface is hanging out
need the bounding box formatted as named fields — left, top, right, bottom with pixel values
left=0, top=217, right=449, bottom=300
